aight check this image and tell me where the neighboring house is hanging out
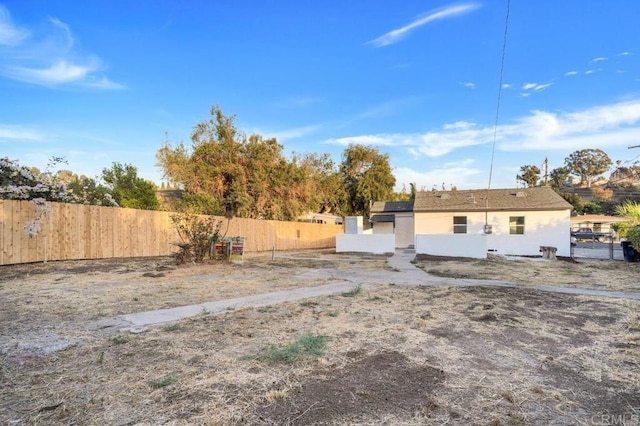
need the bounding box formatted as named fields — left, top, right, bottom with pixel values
left=297, top=212, right=344, bottom=225
left=571, top=214, right=627, bottom=236
left=369, top=201, right=414, bottom=248
left=413, top=187, right=573, bottom=258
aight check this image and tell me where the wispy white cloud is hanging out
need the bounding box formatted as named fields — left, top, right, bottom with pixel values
left=564, top=71, right=578, bottom=77
left=355, top=97, right=421, bottom=120
left=443, top=121, right=475, bottom=130
left=327, top=100, right=640, bottom=159
left=462, top=82, right=476, bottom=89
left=522, top=82, right=551, bottom=92
left=0, top=5, right=123, bottom=89
left=86, top=76, right=125, bottom=90
left=499, top=101, right=640, bottom=151
left=259, top=124, right=322, bottom=141
left=327, top=121, right=493, bottom=157
left=590, top=56, right=607, bottom=63
left=502, top=83, right=512, bottom=89
left=617, top=51, right=631, bottom=56
left=520, top=82, right=552, bottom=97
left=367, top=3, right=481, bottom=47
left=394, top=159, right=483, bottom=191
left=0, top=5, right=29, bottom=46
left=7, top=59, right=98, bottom=85
left=274, top=96, right=323, bottom=108
left=0, top=125, right=44, bottom=141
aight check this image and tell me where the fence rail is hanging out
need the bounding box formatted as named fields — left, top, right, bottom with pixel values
left=0, top=200, right=343, bottom=265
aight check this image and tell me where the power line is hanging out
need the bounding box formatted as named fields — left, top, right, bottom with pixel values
left=487, top=0, right=511, bottom=191
left=484, top=0, right=511, bottom=232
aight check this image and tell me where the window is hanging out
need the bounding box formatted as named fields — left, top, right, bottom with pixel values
left=453, top=216, right=467, bottom=234
left=509, top=216, right=525, bottom=235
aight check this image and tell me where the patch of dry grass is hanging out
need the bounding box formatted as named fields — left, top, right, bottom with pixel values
left=414, top=255, right=640, bottom=292
left=2, top=282, right=639, bottom=425
left=2, top=251, right=640, bottom=424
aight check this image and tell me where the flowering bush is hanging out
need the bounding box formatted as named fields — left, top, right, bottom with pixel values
left=0, top=157, right=76, bottom=238
left=0, top=157, right=76, bottom=203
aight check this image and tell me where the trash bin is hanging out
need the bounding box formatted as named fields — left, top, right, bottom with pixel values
left=621, top=241, right=640, bottom=262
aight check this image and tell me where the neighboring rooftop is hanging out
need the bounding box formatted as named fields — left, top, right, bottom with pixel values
left=413, top=187, right=573, bottom=212
left=370, top=200, right=414, bottom=213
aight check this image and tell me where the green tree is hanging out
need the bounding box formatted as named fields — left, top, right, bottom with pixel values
left=67, top=175, right=117, bottom=206
left=564, top=149, right=612, bottom=188
left=559, top=191, right=582, bottom=213
left=516, top=165, right=541, bottom=187
left=549, top=166, right=571, bottom=188
left=339, top=144, right=396, bottom=217
left=157, top=106, right=329, bottom=220
left=102, top=163, right=159, bottom=210
left=580, top=201, right=603, bottom=214
left=295, top=152, right=347, bottom=215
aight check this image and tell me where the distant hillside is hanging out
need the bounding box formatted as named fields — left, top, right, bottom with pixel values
left=561, top=187, right=640, bottom=203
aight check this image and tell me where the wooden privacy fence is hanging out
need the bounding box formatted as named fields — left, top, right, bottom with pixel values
left=0, top=200, right=344, bottom=266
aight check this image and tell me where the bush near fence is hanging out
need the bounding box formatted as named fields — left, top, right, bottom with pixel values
left=0, top=200, right=343, bottom=265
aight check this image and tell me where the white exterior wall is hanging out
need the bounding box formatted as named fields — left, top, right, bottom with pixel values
left=336, top=234, right=395, bottom=254
left=373, top=222, right=394, bottom=234
left=416, top=234, right=487, bottom=258
left=415, top=209, right=571, bottom=258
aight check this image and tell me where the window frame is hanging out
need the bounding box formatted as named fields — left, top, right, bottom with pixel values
left=509, top=216, right=525, bottom=235
left=453, top=216, right=467, bottom=234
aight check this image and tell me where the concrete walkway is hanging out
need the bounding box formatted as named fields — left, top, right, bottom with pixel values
left=103, top=249, right=640, bottom=332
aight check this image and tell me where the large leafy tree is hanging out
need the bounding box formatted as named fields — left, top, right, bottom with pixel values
left=157, top=106, right=329, bottom=220
left=67, top=175, right=118, bottom=206
left=102, top=162, right=159, bottom=210
left=296, top=152, right=347, bottom=215
left=516, top=165, right=541, bottom=187
left=549, top=166, right=571, bottom=189
left=339, top=144, right=395, bottom=218
left=564, top=149, right=612, bottom=188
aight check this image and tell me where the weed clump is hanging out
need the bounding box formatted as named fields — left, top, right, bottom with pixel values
left=341, top=285, right=362, bottom=297
left=149, top=371, right=179, bottom=389
left=250, top=332, right=326, bottom=364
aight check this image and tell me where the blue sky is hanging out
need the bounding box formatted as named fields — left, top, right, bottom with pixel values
left=1, top=1, right=639, bottom=192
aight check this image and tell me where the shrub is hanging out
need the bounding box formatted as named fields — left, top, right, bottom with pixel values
left=171, top=213, right=222, bottom=263
left=627, top=225, right=640, bottom=251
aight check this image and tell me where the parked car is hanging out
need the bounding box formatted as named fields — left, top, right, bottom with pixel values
left=571, top=227, right=607, bottom=242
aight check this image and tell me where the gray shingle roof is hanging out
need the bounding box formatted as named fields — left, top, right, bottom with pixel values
left=413, top=187, right=572, bottom=212
left=369, top=214, right=395, bottom=223
left=370, top=200, right=414, bottom=213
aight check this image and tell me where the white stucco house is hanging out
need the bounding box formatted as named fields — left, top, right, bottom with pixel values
left=369, top=200, right=415, bottom=248
left=369, top=187, right=573, bottom=258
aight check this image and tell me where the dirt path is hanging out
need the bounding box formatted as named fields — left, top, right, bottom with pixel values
left=108, top=250, right=640, bottom=332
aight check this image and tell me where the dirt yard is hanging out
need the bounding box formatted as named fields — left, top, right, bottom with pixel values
left=1, top=252, right=639, bottom=425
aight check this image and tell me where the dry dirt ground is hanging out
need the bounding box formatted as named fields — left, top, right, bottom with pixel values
left=1, top=252, right=639, bottom=425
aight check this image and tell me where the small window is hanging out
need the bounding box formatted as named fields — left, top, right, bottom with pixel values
left=453, top=216, right=467, bottom=234
left=509, top=216, right=525, bottom=235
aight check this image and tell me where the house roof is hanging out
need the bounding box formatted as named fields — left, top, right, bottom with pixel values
left=413, top=187, right=573, bottom=212
left=571, top=214, right=628, bottom=224
left=370, top=200, right=414, bottom=213
left=369, top=214, right=395, bottom=223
